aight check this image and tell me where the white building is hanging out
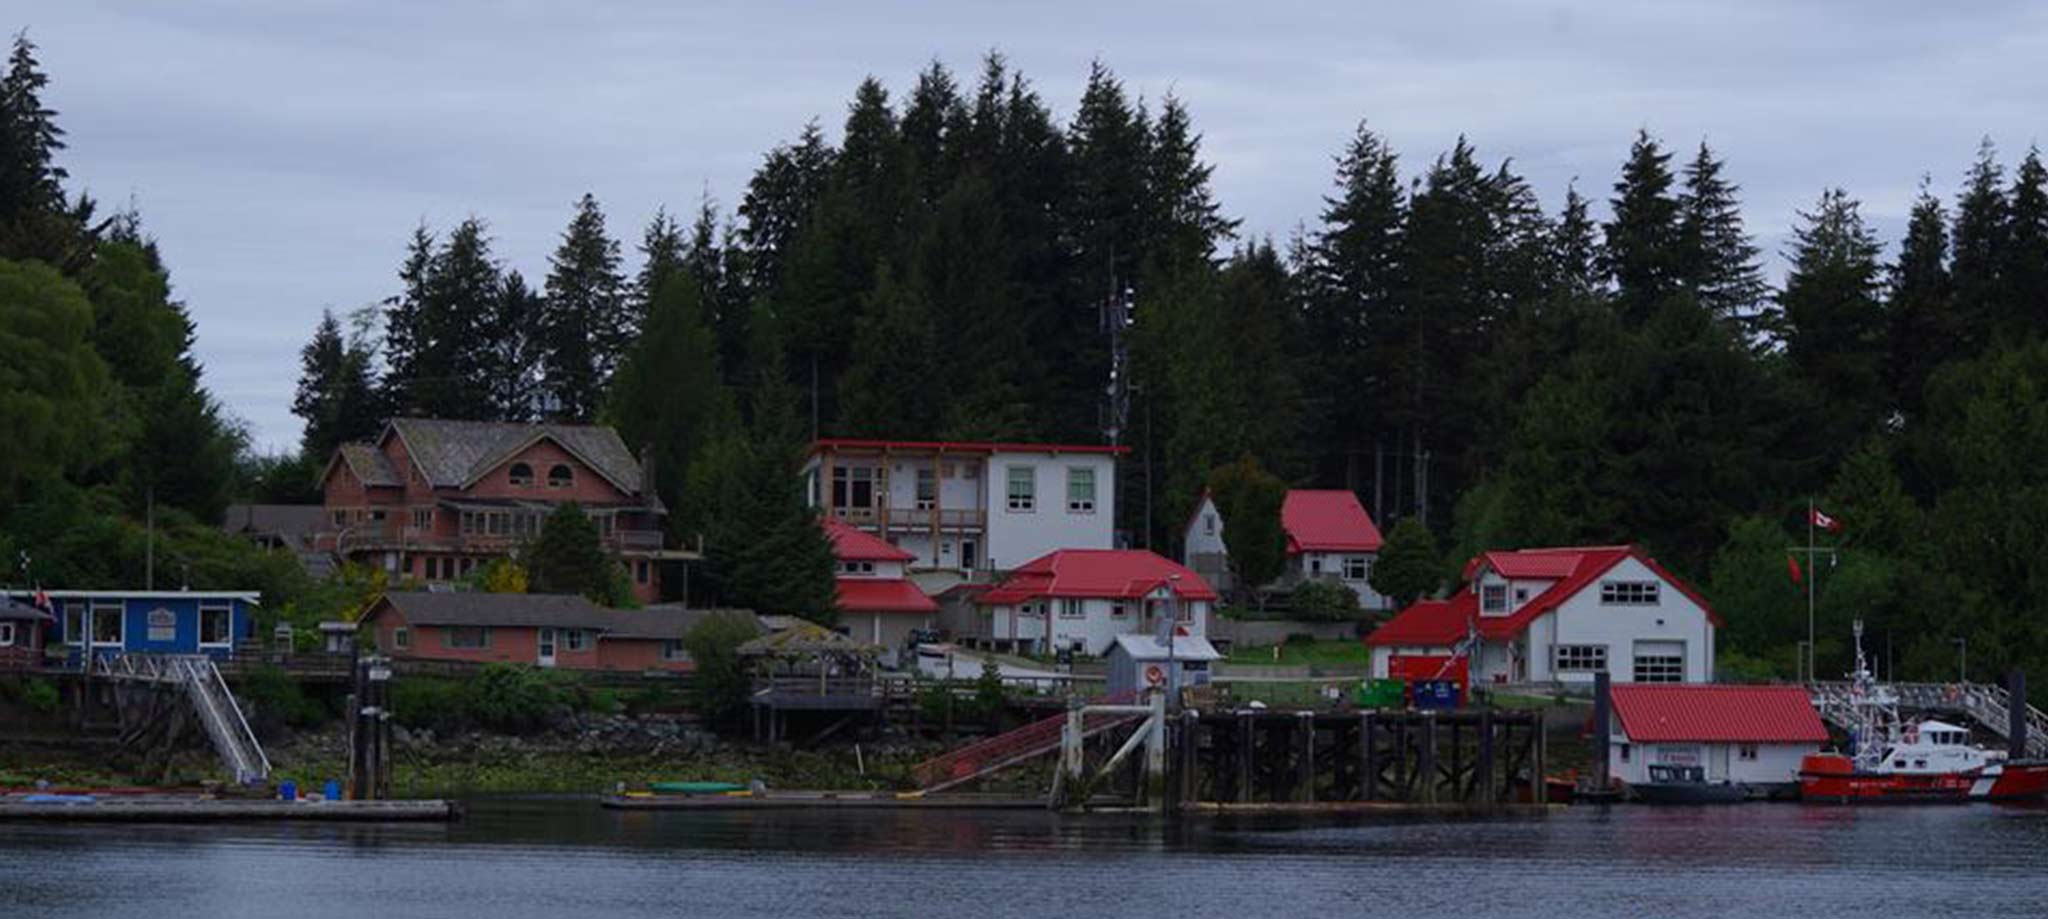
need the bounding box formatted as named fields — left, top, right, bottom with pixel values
left=804, top=440, right=1122, bottom=589
left=1608, top=684, right=1828, bottom=792
left=822, top=519, right=938, bottom=667
left=1184, top=489, right=1387, bottom=609
left=1366, top=545, right=1718, bottom=686
left=975, top=549, right=1215, bottom=657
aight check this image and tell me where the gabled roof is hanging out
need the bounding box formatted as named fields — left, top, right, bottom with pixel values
left=333, top=443, right=402, bottom=488
left=1282, top=490, right=1383, bottom=554
left=836, top=577, right=939, bottom=613
left=383, top=418, right=646, bottom=495
left=1611, top=684, right=1828, bottom=744
left=1366, top=545, right=1719, bottom=647
left=821, top=519, right=915, bottom=562
left=811, top=438, right=1128, bottom=456
left=978, top=550, right=1217, bottom=605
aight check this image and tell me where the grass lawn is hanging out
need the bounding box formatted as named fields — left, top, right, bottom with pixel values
left=1226, top=639, right=1371, bottom=667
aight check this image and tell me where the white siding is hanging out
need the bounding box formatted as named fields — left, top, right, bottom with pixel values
left=982, top=452, right=1116, bottom=570
left=1543, top=556, right=1715, bottom=685
left=986, top=595, right=1210, bottom=656
left=1608, top=736, right=1816, bottom=786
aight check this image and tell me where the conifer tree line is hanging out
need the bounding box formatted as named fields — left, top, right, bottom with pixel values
left=6, top=31, right=2048, bottom=680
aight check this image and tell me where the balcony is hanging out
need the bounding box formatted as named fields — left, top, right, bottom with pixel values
left=828, top=505, right=985, bottom=530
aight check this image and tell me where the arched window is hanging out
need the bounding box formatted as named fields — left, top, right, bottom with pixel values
left=509, top=463, right=534, bottom=486
left=548, top=464, right=573, bottom=488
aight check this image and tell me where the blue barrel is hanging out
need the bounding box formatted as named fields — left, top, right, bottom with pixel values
left=1412, top=680, right=1460, bottom=710
left=278, top=780, right=297, bottom=801
left=324, top=780, right=342, bottom=801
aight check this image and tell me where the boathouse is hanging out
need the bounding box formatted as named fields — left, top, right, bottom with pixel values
left=1607, top=684, right=1828, bottom=792
left=4, top=589, right=261, bottom=662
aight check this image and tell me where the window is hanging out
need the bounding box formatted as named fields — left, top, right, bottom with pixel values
left=831, top=466, right=877, bottom=509
left=960, top=540, right=978, bottom=570
left=548, top=464, right=573, bottom=488
left=1006, top=466, right=1035, bottom=512
left=63, top=601, right=84, bottom=646
left=1111, top=602, right=1130, bottom=618
left=1481, top=584, right=1508, bottom=614
left=1620, top=743, right=1632, bottom=763
left=1553, top=644, right=1607, bottom=672
left=411, top=508, right=432, bottom=530
left=1633, top=652, right=1685, bottom=683
left=445, top=626, right=489, bottom=649
left=1309, top=558, right=1323, bottom=575
left=1514, top=587, right=1530, bottom=603
left=369, top=509, right=386, bottom=522
left=1601, top=580, right=1660, bottom=605
left=91, top=602, right=124, bottom=646
left=565, top=629, right=590, bottom=652
left=1058, top=598, right=1086, bottom=620
left=393, top=627, right=410, bottom=651
left=509, top=463, right=534, bottom=486
left=332, top=509, right=348, bottom=527
left=1738, top=744, right=1759, bottom=761
left=1203, top=513, right=1216, bottom=535
left=1342, top=556, right=1370, bottom=581
left=0, top=623, right=14, bottom=647
left=1175, top=600, right=1194, bottom=623
left=660, top=640, right=688, bottom=662
left=916, top=468, right=937, bottom=510
left=839, top=560, right=875, bottom=576
left=1066, top=467, right=1095, bottom=513
left=636, top=561, right=650, bottom=585
left=960, top=463, right=979, bottom=480
left=199, top=603, right=233, bottom=646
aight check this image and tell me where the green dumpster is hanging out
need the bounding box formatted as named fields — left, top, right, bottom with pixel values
left=1356, top=678, right=1406, bottom=709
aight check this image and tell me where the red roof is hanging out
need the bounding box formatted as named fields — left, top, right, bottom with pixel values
left=1610, top=684, right=1828, bottom=743
left=812, top=438, right=1128, bottom=456
left=978, top=550, right=1218, bottom=605
left=1367, top=545, right=1720, bottom=647
left=821, top=519, right=915, bottom=562
left=1281, top=490, right=1383, bottom=554
left=835, top=577, right=938, bottom=614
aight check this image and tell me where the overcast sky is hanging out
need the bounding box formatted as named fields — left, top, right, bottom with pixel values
left=19, top=1, right=2047, bottom=452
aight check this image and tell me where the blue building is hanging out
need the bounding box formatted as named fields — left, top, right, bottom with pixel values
left=4, top=590, right=262, bottom=662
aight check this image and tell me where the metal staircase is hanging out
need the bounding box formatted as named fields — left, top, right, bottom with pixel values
left=1810, top=680, right=2048, bottom=760
left=98, top=653, right=272, bottom=784
left=911, top=692, right=1142, bottom=793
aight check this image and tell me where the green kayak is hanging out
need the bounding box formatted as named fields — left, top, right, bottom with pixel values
left=648, top=781, right=748, bottom=795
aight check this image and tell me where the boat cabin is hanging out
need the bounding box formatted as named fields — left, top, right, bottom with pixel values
left=1875, top=720, right=1997, bottom=775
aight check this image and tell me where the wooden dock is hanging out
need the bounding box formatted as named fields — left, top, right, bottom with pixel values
left=0, top=795, right=459, bottom=822
left=601, top=791, right=1055, bottom=811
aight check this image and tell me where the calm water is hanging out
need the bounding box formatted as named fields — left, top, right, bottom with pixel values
left=3, top=799, right=2046, bottom=918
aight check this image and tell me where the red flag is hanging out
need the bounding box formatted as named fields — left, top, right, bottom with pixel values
left=1810, top=508, right=1841, bottom=532
left=1787, top=555, right=1803, bottom=586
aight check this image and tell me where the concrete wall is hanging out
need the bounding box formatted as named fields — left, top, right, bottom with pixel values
left=1608, top=737, right=1815, bottom=785
left=1209, top=617, right=1360, bottom=648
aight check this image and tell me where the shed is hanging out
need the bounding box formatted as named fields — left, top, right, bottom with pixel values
left=1607, top=684, right=1829, bottom=793
left=1106, top=633, right=1222, bottom=700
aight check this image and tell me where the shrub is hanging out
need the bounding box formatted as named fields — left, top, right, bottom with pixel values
left=22, top=678, right=59, bottom=714
left=684, top=611, right=762, bottom=729
left=1290, top=579, right=1364, bottom=622
left=391, top=677, right=474, bottom=730
left=240, top=666, right=330, bottom=728
left=972, top=657, right=1006, bottom=722
left=467, top=663, right=575, bottom=732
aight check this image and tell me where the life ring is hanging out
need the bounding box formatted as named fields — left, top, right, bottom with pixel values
left=1144, top=664, right=1166, bottom=686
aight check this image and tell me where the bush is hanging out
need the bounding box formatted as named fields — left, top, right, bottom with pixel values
left=240, top=666, right=330, bottom=728
left=972, top=658, right=1006, bottom=722
left=1290, top=580, right=1364, bottom=622
left=391, top=677, right=474, bottom=730
left=468, top=663, right=576, bottom=732
left=684, top=611, right=762, bottom=729
left=22, top=678, right=60, bottom=714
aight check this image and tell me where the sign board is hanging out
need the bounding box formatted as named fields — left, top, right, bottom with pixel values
left=368, top=666, right=392, bottom=682
left=146, top=607, right=176, bottom=642
left=1653, top=745, right=1703, bottom=766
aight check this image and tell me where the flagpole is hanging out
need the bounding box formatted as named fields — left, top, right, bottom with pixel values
left=1806, top=496, right=1816, bottom=683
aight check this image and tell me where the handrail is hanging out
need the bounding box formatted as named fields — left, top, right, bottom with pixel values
left=911, top=690, right=1139, bottom=789
left=1810, top=680, right=2048, bottom=760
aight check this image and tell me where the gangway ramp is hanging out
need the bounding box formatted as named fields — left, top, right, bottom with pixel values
left=97, top=653, right=272, bottom=784
left=912, top=691, right=1141, bottom=793
left=1810, top=680, right=2048, bottom=760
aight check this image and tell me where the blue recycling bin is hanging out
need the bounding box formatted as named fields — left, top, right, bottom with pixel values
left=1412, top=680, right=1461, bottom=710
left=325, top=780, right=342, bottom=802
left=279, top=779, right=297, bottom=801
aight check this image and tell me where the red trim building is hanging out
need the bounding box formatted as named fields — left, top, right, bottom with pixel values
left=1183, top=489, right=1389, bottom=608
left=1366, top=545, right=1719, bottom=686
left=1607, top=684, right=1829, bottom=791
left=976, top=549, right=1215, bottom=656
left=823, top=519, right=937, bottom=663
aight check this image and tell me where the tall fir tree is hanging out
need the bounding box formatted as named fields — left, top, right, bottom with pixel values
left=1676, top=143, right=1769, bottom=331
left=538, top=193, right=629, bottom=421
left=1779, top=189, right=1888, bottom=465
left=0, top=31, right=66, bottom=225
left=1949, top=139, right=2008, bottom=347
left=837, top=261, right=940, bottom=437
left=292, top=309, right=383, bottom=460
left=1603, top=131, right=1684, bottom=323
left=2001, top=146, right=2048, bottom=331
left=1886, top=181, right=1953, bottom=419
left=1301, top=122, right=1405, bottom=489
left=737, top=122, right=835, bottom=300
left=605, top=270, right=735, bottom=547
left=488, top=269, right=540, bottom=421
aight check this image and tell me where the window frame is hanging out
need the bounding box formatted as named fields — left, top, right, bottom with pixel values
left=831, top=466, right=877, bottom=509
left=1600, top=580, right=1661, bottom=606
left=393, top=627, right=410, bottom=651
left=1065, top=467, right=1096, bottom=514
left=198, top=602, right=234, bottom=648
left=915, top=467, right=937, bottom=510
left=1005, top=466, right=1036, bottom=513
left=509, top=463, right=534, bottom=486
left=1481, top=583, right=1508, bottom=614
left=565, top=629, right=590, bottom=652
left=90, top=601, right=125, bottom=648
left=444, top=626, right=490, bottom=650
left=660, top=639, right=687, bottom=661
left=1553, top=644, right=1608, bottom=673
left=1058, top=598, right=1087, bottom=620
left=1342, top=556, right=1370, bottom=581
left=0, top=622, right=14, bottom=647
left=547, top=464, right=574, bottom=489
left=63, top=601, right=85, bottom=647
left=1633, top=652, right=1685, bottom=683
left=1738, top=743, right=1759, bottom=761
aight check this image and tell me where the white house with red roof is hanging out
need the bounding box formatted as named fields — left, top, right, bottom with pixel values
left=975, top=549, right=1215, bottom=656
left=1183, top=489, right=1388, bottom=609
left=822, top=519, right=938, bottom=664
left=1365, top=545, right=1719, bottom=686
left=804, top=439, right=1124, bottom=586
left=1608, top=684, right=1829, bottom=792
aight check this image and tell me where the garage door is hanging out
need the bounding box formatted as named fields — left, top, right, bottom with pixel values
left=1633, top=640, right=1685, bottom=683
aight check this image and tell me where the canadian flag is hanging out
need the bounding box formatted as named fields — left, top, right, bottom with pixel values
left=1810, top=508, right=1842, bottom=532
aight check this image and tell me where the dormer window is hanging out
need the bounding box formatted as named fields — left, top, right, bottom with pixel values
left=1481, top=583, right=1508, bottom=614
left=509, top=463, right=534, bottom=486
left=548, top=464, right=573, bottom=488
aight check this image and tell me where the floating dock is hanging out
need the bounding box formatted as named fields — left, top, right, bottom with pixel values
left=0, top=795, right=459, bottom=822
left=602, top=791, right=1054, bottom=811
